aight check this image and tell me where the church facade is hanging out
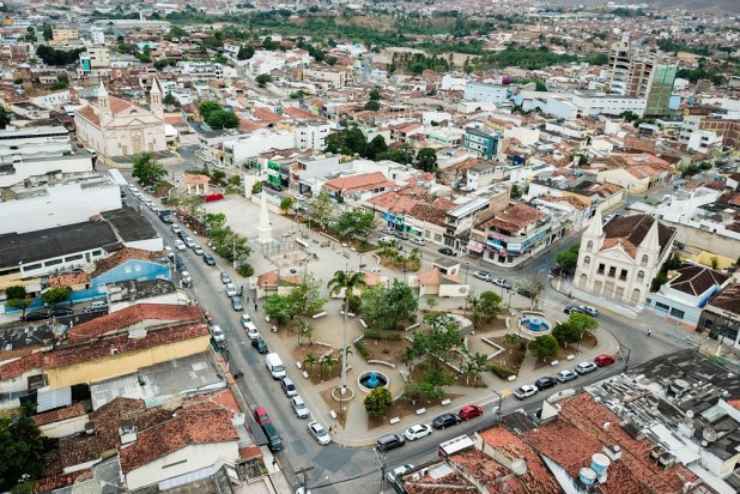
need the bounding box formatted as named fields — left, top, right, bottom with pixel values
left=75, top=79, right=167, bottom=158
left=574, top=210, right=676, bottom=306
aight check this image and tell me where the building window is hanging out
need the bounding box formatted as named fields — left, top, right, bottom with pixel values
left=23, top=263, right=42, bottom=271
left=655, top=302, right=669, bottom=312
left=584, top=255, right=591, bottom=266
left=597, top=263, right=605, bottom=275
left=64, top=254, right=83, bottom=262
left=44, top=259, right=63, bottom=267
left=619, top=269, right=628, bottom=281
left=631, top=289, right=641, bottom=304
left=670, top=308, right=685, bottom=319
left=641, top=254, right=649, bottom=267
left=92, top=250, right=103, bottom=257
left=637, top=270, right=645, bottom=282
left=587, top=240, right=594, bottom=251
left=579, top=273, right=587, bottom=288
left=608, top=266, right=616, bottom=278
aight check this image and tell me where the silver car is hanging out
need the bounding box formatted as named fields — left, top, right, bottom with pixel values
left=291, top=396, right=310, bottom=419
left=307, top=421, right=331, bottom=445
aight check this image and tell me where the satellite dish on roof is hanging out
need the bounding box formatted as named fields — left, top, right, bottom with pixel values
left=702, top=427, right=717, bottom=443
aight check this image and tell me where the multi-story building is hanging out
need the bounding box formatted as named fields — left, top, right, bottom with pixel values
left=295, top=122, right=330, bottom=151
left=464, top=81, right=509, bottom=105
left=51, top=26, right=79, bottom=44
left=575, top=210, right=676, bottom=306
left=698, top=283, right=740, bottom=350
left=463, top=128, right=500, bottom=160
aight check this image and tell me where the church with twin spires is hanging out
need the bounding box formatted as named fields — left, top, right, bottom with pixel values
left=75, top=78, right=168, bottom=158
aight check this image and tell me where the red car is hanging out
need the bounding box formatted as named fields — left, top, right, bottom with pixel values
left=458, top=404, right=484, bottom=421
left=594, top=354, right=615, bottom=367
left=254, top=406, right=272, bottom=426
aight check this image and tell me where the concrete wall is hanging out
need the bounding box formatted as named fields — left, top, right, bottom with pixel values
left=125, top=442, right=239, bottom=491
left=38, top=414, right=89, bottom=438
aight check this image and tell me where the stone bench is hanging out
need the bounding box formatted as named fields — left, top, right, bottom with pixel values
left=441, top=399, right=451, bottom=406
left=312, top=311, right=327, bottom=319
left=416, top=408, right=427, bottom=415
left=389, top=417, right=401, bottom=425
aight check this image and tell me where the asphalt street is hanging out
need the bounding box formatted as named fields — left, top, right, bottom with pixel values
left=122, top=182, right=689, bottom=494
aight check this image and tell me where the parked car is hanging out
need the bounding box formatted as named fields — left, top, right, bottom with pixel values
left=458, top=404, right=484, bottom=421
left=23, top=309, right=51, bottom=321
left=254, top=407, right=283, bottom=452
left=516, top=287, right=535, bottom=298
left=171, top=224, right=181, bottom=234
left=575, top=361, right=598, bottom=375
left=291, top=396, right=310, bottom=419
left=254, top=406, right=271, bottom=426
left=378, top=236, right=396, bottom=244
left=437, top=247, right=456, bottom=256
left=51, top=305, right=73, bottom=317
left=580, top=305, right=599, bottom=317
left=181, top=271, right=193, bottom=288
left=376, top=433, right=405, bottom=452
left=432, top=413, right=461, bottom=430
left=203, top=254, right=216, bottom=266
left=513, top=384, right=539, bottom=400
left=473, top=271, right=492, bottom=282
left=386, top=464, right=414, bottom=483
left=308, top=421, right=331, bottom=445
left=281, top=377, right=297, bottom=397
left=563, top=304, right=581, bottom=315
left=231, top=295, right=243, bottom=312
left=557, top=370, right=578, bottom=383
left=175, top=240, right=186, bottom=251
left=594, top=354, right=615, bottom=367
left=210, top=324, right=225, bottom=344
left=534, top=376, right=558, bottom=390
left=193, top=246, right=204, bottom=256
left=493, top=278, right=513, bottom=290
left=225, top=283, right=238, bottom=297
left=403, top=424, right=432, bottom=441
left=220, top=272, right=232, bottom=284
left=410, top=237, right=426, bottom=247
left=251, top=337, right=268, bottom=354
left=184, top=237, right=196, bottom=249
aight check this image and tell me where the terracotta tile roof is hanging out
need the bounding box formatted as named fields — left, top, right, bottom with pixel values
left=48, top=271, right=90, bottom=288
left=708, top=282, right=740, bottom=315
left=109, top=95, right=134, bottom=115
left=0, top=322, right=208, bottom=379
left=164, top=113, right=186, bottom=126
left=184, top=388, right=240, bottom=413
left=284, top=106, right=319, bottom=121
left=119, top=403, right=238, bottom=473
left=253, top=107, right=282, bottom=124
left=239, top=445, right=262, bottom=460
left=77, top=104, right=100, bottom=126
left=667, top=265, right=728, bottom=296
left=324, top=172, right=394, bottom=194
left=478, top=203, right=544, bottom=234
left=68, top=303, right=204, bottom=342
left=417, top=269, right=461, bottom=287
left=257, top=270, right=279, bottom=288
left=602, top=214, right=675, bottom=259
left=367, top=191, right=418, bottom=214
left=33, top=402, right=87, bottom=427
left=408, top=203, right=447, bottom=226
left=183, top=173, right=210, bottom=185
left=91, top=247, right=161, bottom=278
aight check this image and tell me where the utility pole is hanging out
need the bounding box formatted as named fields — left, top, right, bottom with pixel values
left=294, top=466, right=314, bottom=493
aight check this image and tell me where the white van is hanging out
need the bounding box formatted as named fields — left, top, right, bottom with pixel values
left=265, top=353, right=286, bottom=379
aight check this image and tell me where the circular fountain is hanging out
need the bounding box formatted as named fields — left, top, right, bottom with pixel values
left=357, top=370, right=389, bottom=393
left=518, top=312, right=553, bottom=336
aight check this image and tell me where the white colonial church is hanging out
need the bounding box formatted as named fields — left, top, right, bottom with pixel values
left=75, top=79, right=168, bottom=158
left=574, top=209, right=676, bottom=306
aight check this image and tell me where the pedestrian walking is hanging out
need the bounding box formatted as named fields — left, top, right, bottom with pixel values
left=254, top=302, right=258, bottom=312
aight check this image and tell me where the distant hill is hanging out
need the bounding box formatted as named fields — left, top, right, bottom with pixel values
left=551, top=0, right=740, bottom=14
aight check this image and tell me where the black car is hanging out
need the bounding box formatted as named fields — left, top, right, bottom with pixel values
left=203, top=254, right=216, bottom=266
left=432, top=413, right=461, bottom=430
left=23, top=309, right=51, bottom=321
left=517, top=287, right=534, bottom=298
left=251, top=337, right=268, bottom=354
left=534, top=376, right=558, bottom=390
left=376, top=433, right=405, bottom=452
left=437, top=247, right=456, bottom=256
left=51, top=305, right=74, bottom=317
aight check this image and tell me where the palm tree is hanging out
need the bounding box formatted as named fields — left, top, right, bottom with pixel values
left=303, top=352, right=318, bottom=372
left=320, top=353, right=337, bottom=380
left=297, top=318, right=313, bottom=346
left=327, top=270, right=367, bottom=395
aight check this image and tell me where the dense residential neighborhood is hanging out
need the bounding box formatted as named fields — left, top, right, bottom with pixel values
left=0, top=1, right=739, bottom=493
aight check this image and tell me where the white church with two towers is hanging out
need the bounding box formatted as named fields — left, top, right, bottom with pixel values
left=75, top=79, right=168, bottom=158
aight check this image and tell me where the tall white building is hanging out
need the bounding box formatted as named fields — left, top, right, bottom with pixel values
left=574, top=210, right=676, bottom=306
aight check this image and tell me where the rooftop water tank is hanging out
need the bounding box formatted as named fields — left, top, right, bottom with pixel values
left=591, top=453, right=611, bottom=477
left=579, top=467, right=597, bottom=486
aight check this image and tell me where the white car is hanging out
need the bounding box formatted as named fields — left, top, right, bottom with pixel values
left=225, top=283, right=238, bottom=297
left=575, top=361, right=597, bottom=375
left=378, top=236, right=395, bottom=244
left=291, top=396, right=310, bottom=419
left=473, top=271, right=492, bottom=282
left=513, top=384, right=538, bottom=400
left=175, top=240, right=186, bottom=251
left=241, top=314, right=258, bottom=335
left=403, top=424, right=432, bottom=441
left=386, top=464, right=414, bottom=483
left=307, top=421, right=331, bottom=445
left=493, top=278, right=513, bottom=290
left=210, top=324, right=225, bottom=343
left=193, top=246, right=204, bottom=256
left=171, top=224, right=181, bottom=234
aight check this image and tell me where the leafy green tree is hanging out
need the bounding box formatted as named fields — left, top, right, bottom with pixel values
left=361, top=280, right=418, bottom=332
left=261, top=36, right=278, bottom=50
left=364, top=99, right=380, bottom=111
left=364, top=387, right=392, bottom=417
left=42, top=23, right=53, bottom=41
left=368, top=87, right=381, bottom=101
left=163, top=92, right=177, bottom=106
left=264, top=294, right=293, bottom=325
left=366, top=135, right=388, bottom=160
left=552, top=322, right=581, bottom=347
left=35, top=45, right=85, bottom=66
left=287, top=276, right=326, bottom=318
left=461, top=351, right=488, bottom=385
left=206, top=109, right=239, bottom=130
left=255, top=73, right=272, bottom=87
left=334, top=209, right=375, bottom=240
left=237, top=45, right=255, bottom=60
left=0, top=106, right=10, bottom=129
left=380, top=143, right=414, bottom=164
left=308, top=191, right=333, bottom=230
left=469, top=291, right=502, bottom=328
left=510, top=184, right=522, bottom=199
left=556, top=245, right=580, bottom=275
left=5, top=286, right=32, bottom=318
left=252, top=181, right=263, bottom=194
left=529, top=334, right=559, bottom=361
left=279, top=196, right=294, bottom=214
left=0, top=415, right=46, bottom=491
left=199, top=100, right=222, bottom=121
left=415, top=147, right=438, bottom=172
left=42, top=287, right=71, bottom=306
left=406, top=314, right=464, bottom=369
left=568, top=312, right=598, bottom=336
left=237, top=263, right=254, bottom=278
left=132, top=153, right=166, bottom=186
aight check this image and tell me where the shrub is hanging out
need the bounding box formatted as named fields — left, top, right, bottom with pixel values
left=354, top=340, right=370, bottom=361
left=364, top=387, right=392, bottom=417
left=489, top=364, right=515, bottom=379
left=237, top=264, right=254, bottom=278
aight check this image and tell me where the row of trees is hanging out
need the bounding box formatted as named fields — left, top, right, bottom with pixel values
left=5, top=285, right=71, bottom=317
left=530, top=312, right=599, bottom=361
left=324, top=127, right=438, bottom=171
left=203, top=213, right=252, bottom=275
left=264, top=275, right=327, bottom=326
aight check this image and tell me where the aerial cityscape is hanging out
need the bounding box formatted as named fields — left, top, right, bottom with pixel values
left=0, top=1, right=739, bottom=493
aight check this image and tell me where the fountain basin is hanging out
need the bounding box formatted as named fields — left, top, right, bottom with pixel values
left=357, top=370, right=389, bottom=393
left=518, top=312, right=553, bottom=335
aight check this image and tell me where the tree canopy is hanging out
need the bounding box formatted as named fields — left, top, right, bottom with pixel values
left=333, top=209, right=375, bottom=240
left=0, top=415, right=46, bottom=491
left=555, top=244, right=580, bottom=275
left=415, top=147, right=438, bottom=172
left=529, top=334, right=559, bottom=361
left=132, top=153, right=167, bottom=186
left=361, top=280, right=418, bottom=332
left=36, top=45, right=84, bottom=66
left=198, top=100, right=239, bottom=130
left=42, top=286, right=71, bottom=306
